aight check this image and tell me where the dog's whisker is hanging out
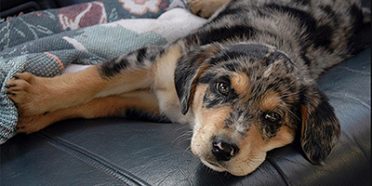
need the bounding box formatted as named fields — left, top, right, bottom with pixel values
left=172, top=131, right=193, bottom=146
left=182, top=145, right=192, bottom=156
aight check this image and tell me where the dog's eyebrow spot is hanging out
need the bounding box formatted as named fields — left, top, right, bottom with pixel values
left=230, top=72, right=250, bottom=97
left=260, top=91, right=281, bottom=111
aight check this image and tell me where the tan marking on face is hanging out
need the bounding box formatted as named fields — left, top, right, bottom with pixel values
left=263, top=125, right=295, bottom=151
left=200, top=106, right=232, bottom=129
left=235, top=115, right=295, bottom=153
left=222, top=124, right=266, bottom=176
left=190, top=75, right=295, bottom=177
left=239, top=124, right=266, bottom=152
left=193, top=84, right=232, bottom=130
left=231, top=72, right=250, bottom=97
left=192, top=84, right=208, bottom=114
left=260, top=91, right=281, bottom=111
left=191, top=84, right=233, bottom=157
left=224, top=123, right=295, bottom=176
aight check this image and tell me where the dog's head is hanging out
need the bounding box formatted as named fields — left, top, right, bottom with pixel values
left=175, top=43, right=340, bottom=176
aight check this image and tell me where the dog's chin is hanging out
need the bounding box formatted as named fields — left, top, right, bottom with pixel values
left=200, top=158, right=226, bottom=172
left=200, top=157, right=262, bottom=176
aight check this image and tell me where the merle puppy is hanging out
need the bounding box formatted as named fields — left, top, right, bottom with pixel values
left=6, top=0, right=369, bottom=176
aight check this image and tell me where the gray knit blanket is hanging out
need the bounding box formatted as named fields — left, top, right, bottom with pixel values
left=0, top=0, right=206, bottom=144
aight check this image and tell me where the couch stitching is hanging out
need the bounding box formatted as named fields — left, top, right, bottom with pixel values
left=266, top=157, right=292, bottom=186
left=39, top=132, right=151, bottom=186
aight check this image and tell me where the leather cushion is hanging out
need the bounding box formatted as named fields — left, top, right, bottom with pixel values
left=0, top=49, right=370, bottom=185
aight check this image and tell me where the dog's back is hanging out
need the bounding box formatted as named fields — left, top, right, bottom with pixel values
left=187, top=0, right=367, bottom=78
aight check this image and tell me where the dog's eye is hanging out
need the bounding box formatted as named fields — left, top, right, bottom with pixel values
left=263, top=112, right=282, bottom=123
left=215, top=82, right=230, bottom=96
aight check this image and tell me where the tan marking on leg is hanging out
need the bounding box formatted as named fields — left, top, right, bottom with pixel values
left=6, top=67, right=106, bottom=116
left=97, top=68, right=153, bottom=97
left=188, top=0, right=231, bottom=18
left=154, top=43, right=184, bottom=90
left=7, top=62, right=155, bottom=116
left=17, top=91, right=159, bottom=134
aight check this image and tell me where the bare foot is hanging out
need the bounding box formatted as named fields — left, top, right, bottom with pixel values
left=6, top=72, right=55, bottom=116
left=188, top=0, right=229, bottom=18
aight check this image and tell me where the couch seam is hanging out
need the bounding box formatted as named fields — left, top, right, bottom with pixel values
left=326, top=93, right=370, bottom=110
left=341, top=130, right=369, bottom=160
left=266, top=157, right=292, bottom=186
left=38, top=132, right=150, bottom=186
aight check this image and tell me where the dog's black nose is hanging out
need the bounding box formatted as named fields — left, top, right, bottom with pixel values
left=212, top=140, right=239, bottom=161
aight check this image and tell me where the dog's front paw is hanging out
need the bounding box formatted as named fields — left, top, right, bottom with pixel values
left=16, top=114, right=53, bottom=134
left=6, top=72, right=52, bottom=116
left=188, top=0, right=229, bottom=18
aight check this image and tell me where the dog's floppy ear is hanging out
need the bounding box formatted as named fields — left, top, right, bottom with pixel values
left=174, top=45, right=220, bottom=114
left=299, top=85, right=340, bottom=164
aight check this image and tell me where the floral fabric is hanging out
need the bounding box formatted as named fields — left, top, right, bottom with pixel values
left=0, top=0, right=206, bottom=144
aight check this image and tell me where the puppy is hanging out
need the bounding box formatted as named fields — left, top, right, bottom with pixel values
left=6, top=0, right=367, bottom=176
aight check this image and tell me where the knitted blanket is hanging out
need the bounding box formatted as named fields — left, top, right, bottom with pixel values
left=0, top=0, right=207, bottom=144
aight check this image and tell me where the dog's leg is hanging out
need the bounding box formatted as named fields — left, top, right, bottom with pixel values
left=188, top=0, right=231, bottom=18
left=17, top=91, right=159, bottom=134
left=6, top=46, right=164, bottom=116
